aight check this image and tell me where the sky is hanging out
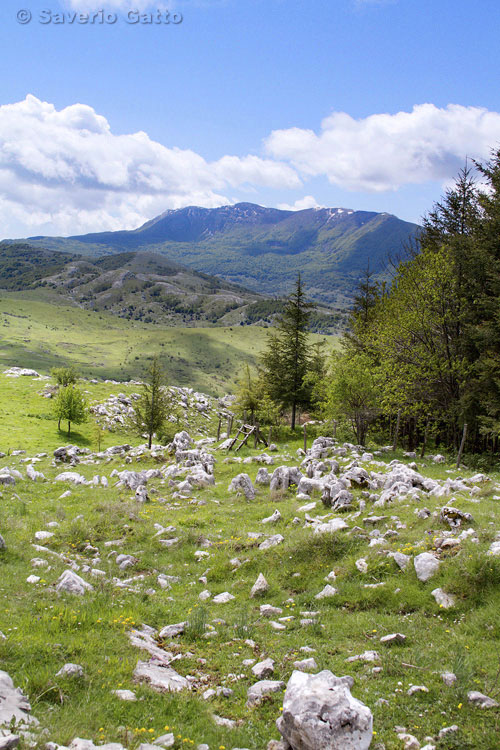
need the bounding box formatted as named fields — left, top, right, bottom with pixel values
left=1, top=0, right=500, bottom=237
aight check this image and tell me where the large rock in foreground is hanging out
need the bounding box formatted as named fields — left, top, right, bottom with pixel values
left=0, top=670, right=38, bottom=726
left=277, top=670, right=373, bottom=750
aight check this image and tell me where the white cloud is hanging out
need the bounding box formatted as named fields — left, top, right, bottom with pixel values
left=277, top=195, right=324, bottom=211
left=65, top=0, right=227, bottom=10
left=0, top=95, right=299, bottom=237
left=265, top=103, right=500, bottom=192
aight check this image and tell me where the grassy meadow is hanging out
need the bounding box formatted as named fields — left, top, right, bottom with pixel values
left=0, top=291, right=284, bottom=394
left=0, top=373, right=499, bottom=750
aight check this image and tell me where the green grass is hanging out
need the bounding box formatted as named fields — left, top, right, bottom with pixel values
left=0, top=376, right=499, bottom=749
left=0, top=291, right=282, bottom=394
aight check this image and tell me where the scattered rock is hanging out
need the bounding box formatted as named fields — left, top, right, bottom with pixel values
left=212, top=592, right=235, bottom=604
left=133, top=660, right=190, bottom=693
left=440, top=672, right=457, bottom=687
left=380, top=633, right=406, bottom=645
left=277, top=670, right=373, bottom=750
left=228, top=473, right=256, bottom=500
left=292, top=658, right=318, bottom=672
left=259, top=535, right=284, bottom=550
left=315, top=584, right=338, bottom=599
left=246, top=679, right=285, bottom=706
left=111, top=689, right=137, bottom=701
left=262, top=509, right=282, bottom=524
left=250, top=573, right=269, bottom=598
left=414, top=553, right=440, bottom=582
left=55, top=663, right=84, bottom=679
left=407, top=685, right=429, bottom=696
left=56, top=570, right=93, bottom=596
left=467, top=690, right=499, bottom=708
left=252, top=658, right=275, bottom=679
left=431, top=588, right=455, bottom=608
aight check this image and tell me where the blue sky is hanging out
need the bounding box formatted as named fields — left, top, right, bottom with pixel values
left=1, top=0, right=500, bottom=236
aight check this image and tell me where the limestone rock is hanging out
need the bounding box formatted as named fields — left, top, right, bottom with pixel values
left=246, top=679, right=285, bottom=706
left=292, top=658, right=318, bottom=672
left=250, top=573, right=269, bottom=598
left=259, top=535, right=284, bottom=550
left=380, top=633, right=406, bottom=645
left=213, top=592, right=235, bottom=604
left=158, top=622, right=186, bottom=639
left=252, top=658, right=275, bottom=679
left=313, top=519, right=348, bottom=535
left=315, top=585, right=338, bottom=599
left=56, top=570, right=93, bottom=596
left=414, top=553, right=440, bottom=582
left=133, top=660, right=190, bottom=693
left=277, top=670, right=373, bottom=750
left=0, top=736, right=20, bottom=750
left=440, top=672, right=457, bottom=687
left=467, top=690, right=499, bottom=708
left=111, top=689, right=137, bottom=701
left=262, top=510, right=282, bottom=524
left=228, top=474, right=255, bottom=500
left=0, top=670, right=38, bottom=726
left=56, top=663, right=84, bottom=679
left=431, top=588, right=455, bottom=608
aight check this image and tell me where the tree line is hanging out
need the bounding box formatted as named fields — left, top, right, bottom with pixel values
left=235, top=149, right=500, bottom=460
left=318, top=150, right=500, bottom=455
left=47, top=150, right=500, bottom=459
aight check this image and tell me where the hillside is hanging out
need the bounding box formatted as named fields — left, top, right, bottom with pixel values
left=15, top=203, right=420, bottom=306
left=0, top=292, right=289, bottom=393
left=0, top=245, right=343, bottom=332
left=0, top=372, right=498, bottom=750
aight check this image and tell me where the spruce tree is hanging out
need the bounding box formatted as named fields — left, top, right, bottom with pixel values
left=260, top=274, right=314, bottom=429
left=132, top=357, right=170, bottom=449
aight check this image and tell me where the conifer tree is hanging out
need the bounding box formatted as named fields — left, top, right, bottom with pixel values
left=260, top=274, right=314, bottom=429
left=132, top=357, right=170, bottom=449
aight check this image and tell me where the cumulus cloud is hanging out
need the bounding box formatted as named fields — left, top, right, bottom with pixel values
left=277, top=195, right=324, bottom=211
left=0, top=95, right=299, bottom=237
left=265, top=103, right=500, bottom=192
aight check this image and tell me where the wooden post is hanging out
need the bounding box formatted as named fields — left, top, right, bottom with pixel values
left=268, top=426, right=272, bottom=445
left=217, top=416, right=221, bottom=441
left=254, top=424, right=259, bottom=449
left=227, top=415, right=233, bottom=437
left=303, top=423, right=307, bottom=452
left=456, top=423, right=468, bottom=469
left=392, top=410, right=401, bottom=452
left=332, top=419, right=337, bottom=439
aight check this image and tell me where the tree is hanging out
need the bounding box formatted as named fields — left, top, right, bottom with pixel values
left=54, top=386, right=88, bottom=435
left=234, top=364, right=263, bottom=425
left=323, top=351, right=379, bottom=445
left=132, top=357, right=170, bottom=449
left=51, top=366, right=79, bottom=387
left=260, top=274, right=314, bottom=429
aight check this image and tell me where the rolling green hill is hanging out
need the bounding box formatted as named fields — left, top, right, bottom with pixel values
left=0, top=291, right=336, bottom=393
left=0, top=244, right=344, bottom=332
left=15, top=202, right=420, bottom=306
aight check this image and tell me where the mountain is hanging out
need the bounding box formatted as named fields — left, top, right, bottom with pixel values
left=17, top=202, right=420, bottom=306
left=0, top=244, right=343, bottom=332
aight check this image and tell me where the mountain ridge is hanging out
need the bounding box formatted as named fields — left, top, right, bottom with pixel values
left=12, top=202, right=420, bottom=306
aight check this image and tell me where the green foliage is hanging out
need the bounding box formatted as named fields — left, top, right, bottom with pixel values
left=329, top=157, right=500, bottom=454
left=260, top=275, right=316, bottom=429
left=322, top=350, right=379, bottom=445
left=132, top=356, right=170, bottom=449
left=51, top=366, right=79, bottom=387
left=53, top=386, right=88, bottom=435
left=185, top=606, right=208, bottom=640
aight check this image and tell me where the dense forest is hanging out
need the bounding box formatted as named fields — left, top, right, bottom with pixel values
left=238, top=150, right=500, bottom=461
